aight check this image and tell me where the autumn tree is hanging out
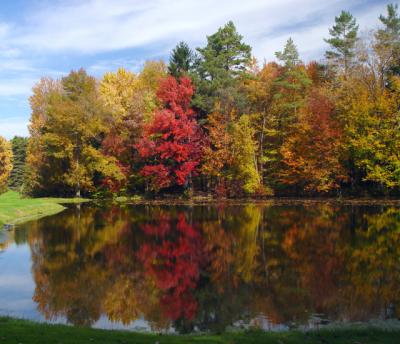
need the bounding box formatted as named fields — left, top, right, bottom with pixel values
left=261, top=39, right=312, bottom=189
left=202, top=109, right=261, bottom=196
left=343, top=78, right=400, bottom=191
left=325, top=11, right=359, bottom=74
left=0, top=136, right=12, bottom=193
left=26, top=78, right=62, bottom=195
left=245, top=62, right=281, bottom=185
left=27, top=69, right=124, bottom=196
left=230, top=115, right=261, bottom=194
left=99, top=67, right=139, bottom=191
left=137, top=76, right=203, bottom=193
left=201, top=108, right=233, bottom=194
left=280, top=89, right=346, bottom=193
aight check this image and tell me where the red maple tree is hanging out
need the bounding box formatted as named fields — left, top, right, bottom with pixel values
left=136, top=76, right=203, bottom=192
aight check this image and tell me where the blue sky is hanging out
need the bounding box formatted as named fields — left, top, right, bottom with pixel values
left=0, top=0, right=393, bottom=139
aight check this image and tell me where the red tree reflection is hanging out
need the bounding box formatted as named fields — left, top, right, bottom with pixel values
left=137, top=213, right=205, bottom=321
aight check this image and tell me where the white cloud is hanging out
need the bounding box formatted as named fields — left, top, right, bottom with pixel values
left=11, top=0, right=390, bottom=60
left=0, top=78, right=36, bottom=96
left=88, top=58, right=146, bottom=75
left=0, top=0, right=394, bottom=139
left=0, top=117, right=29, bottom=139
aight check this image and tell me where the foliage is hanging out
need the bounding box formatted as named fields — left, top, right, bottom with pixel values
left=335, top=76, right=400, bottom=191
left=202, top=109, right=262, bottom=196
left=0, top=136, right=13, bottom=193
left=273, top=38, right=312, bottom=137
left=280, top=89, right=346, bottom=193
left=375, top=4, right=400, bottom=86
left=230, top=115, right=261, bottom=194
left=193, top=21, right=252, bottom=115
left=20, top=7, right=400, bottom=197
left=8, top=136, right=28, bottom=191
left=136, top=76, right=203, bottom=192
left=168, top=41, right=195, bottom=78
left=27, top=70, right=124, bottom=197
left=324, top=10, right=359, bottom=73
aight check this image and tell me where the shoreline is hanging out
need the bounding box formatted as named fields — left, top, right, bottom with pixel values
left=113, top=195, right=400, bottom=206
left=2, top=190, right=400, bottom=229
left=0, top=191, right=88, bottom=228
left=0, top=317, right=399, bottom=344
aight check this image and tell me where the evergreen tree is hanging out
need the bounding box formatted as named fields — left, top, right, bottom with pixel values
left=324, top=11, right=359, bottom=73
left=168, top=41, right=194, bottom=78
left=194, top=21, right=252, bottom=115
left=274, top=38, right=312, bottom=135
left=275, top=38, right=301, bottom=68
left=8, top=136, right=28, bottom=191
left=378, top=3, right=400, bottom=41
left=376, top=4, right=400, bottom=83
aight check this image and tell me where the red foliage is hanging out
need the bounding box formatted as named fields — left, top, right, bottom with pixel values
left=136, top=76, right=203, bottom=191
left=137, top=213, right=205, bottom=321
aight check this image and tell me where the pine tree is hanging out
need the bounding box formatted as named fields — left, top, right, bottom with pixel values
left=168, top=41, right=195, bottom=78
left=375, top=4, right=400, bottom=83
left=8, top=136, right=28, bottom=191
left=275, top=38, right=301, bottom=68
left=274, top=38, right=312, bottom=136
left=325, top=11, right=359, bottom=73
left=194, top=21, right=252, bottom=114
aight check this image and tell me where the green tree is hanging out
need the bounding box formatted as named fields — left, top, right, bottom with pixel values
left=274, top=39, right=312, bottom=133
left=8, top=136, right=28, bottom=191
left=275, top=38, right=301, bottom=68
left=375, top=3, right=400, bottom=85
left=193, top=21, right=252, bottom=115
left=325, top=11, right=359, bottom=73
left=168, top=41, right=195, bottom=78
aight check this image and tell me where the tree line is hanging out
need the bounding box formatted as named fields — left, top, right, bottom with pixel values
left=1, top=4, right=400, bottom=197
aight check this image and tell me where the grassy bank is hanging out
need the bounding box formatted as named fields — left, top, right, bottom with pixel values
left=0, top=318, right=399, bottom=344
left=0, top=191, right=88, bottom=227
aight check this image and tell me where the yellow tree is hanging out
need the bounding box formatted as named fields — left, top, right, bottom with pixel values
left=203, top=110, right=262, bottom=195
left=100, top=67, right=138, bottom=118
left=230, top=115, right=261, bottom=195
left=0, top=136, right=12, bottom=193
left=245, top=62, right=280, bottom=186
left=27, top=69, right=124, bottom=196
left=26, top=78, right=62, bottom=194
left=99, top=62, right=166, bottom=192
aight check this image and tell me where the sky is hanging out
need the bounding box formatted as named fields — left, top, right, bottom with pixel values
left=0, top=0, right=393, bottom=139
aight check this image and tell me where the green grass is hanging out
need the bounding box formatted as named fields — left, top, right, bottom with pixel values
left=0, top=191, right=88, bottom=227
left=0, top=318, right=399, bottom=344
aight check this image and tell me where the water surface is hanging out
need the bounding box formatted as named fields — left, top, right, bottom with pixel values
left=0, top=202, right=399, bottom=333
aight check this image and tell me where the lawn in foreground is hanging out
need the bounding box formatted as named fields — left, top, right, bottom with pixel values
left=0, top=318, right=399, bottom=344
left=0, top=191, right=87, bottom=227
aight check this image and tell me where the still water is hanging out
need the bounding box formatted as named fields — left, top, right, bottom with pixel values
left=0, top=202, right=399, bottom=333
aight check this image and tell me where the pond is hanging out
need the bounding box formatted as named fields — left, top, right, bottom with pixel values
left=0, top=202, right=399, bottom=333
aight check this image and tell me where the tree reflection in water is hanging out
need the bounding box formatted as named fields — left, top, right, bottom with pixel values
left=23, top=203, right=400, bottom=332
